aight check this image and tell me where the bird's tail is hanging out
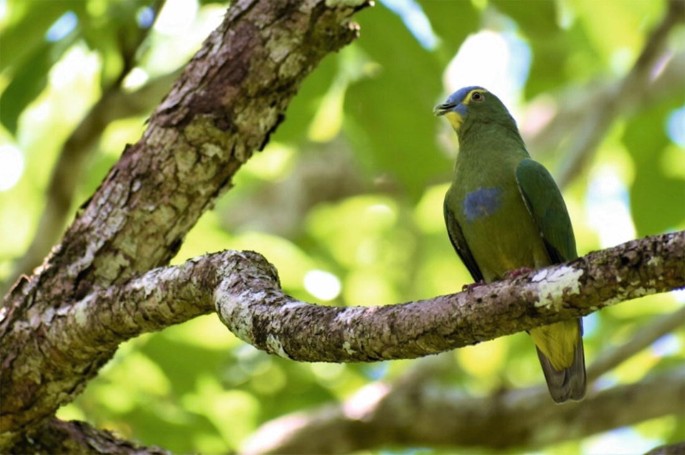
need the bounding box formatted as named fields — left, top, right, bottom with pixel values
left=532, top=318, right=586, bottom=403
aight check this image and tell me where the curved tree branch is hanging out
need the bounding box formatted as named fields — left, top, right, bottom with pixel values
left=214, top=231, right=684, bottom=361
left=0, top=0, right=370, bottom=449
left=4, top=231, right=680, bottom=391
left=2, top=227, right=681, bottom=448
left=1, top=0, right=682, bottom=452
left=0, top=230, right=680, bottom=447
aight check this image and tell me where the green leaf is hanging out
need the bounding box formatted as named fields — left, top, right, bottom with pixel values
left=344, top=3, right=447, bottom=199
left=417, top=0, right=479, bottom=65
left=623, top=99, right=685, bottom=235
left=0, top=0, right=83, bottom=133
left=270, top=52, right=338, bottom=144
left=0, top=0, right=76, bottom=73
left=491, top=0, right=559, bottom=39
left=1, top=41, right=60, bottom=133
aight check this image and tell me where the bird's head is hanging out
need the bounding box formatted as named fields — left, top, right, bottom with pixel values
left=434, top=86, right=516, bottom=135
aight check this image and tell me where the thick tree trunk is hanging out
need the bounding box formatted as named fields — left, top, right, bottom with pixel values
left=0, top=0, right=369, bottom=450
left=1, top=0, right=683, bottom=453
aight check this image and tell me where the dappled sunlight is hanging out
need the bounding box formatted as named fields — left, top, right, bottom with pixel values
left=586, top=166, right=637, bottom=248
left=0, top=143, right=23, bottom=191
left=444, top=29, right=530, bottom=113
left=304, top=269, right=342, bottom=302
left=342, top=382, right=390, bottom=420
left=3, top=0, right=685, bottom=452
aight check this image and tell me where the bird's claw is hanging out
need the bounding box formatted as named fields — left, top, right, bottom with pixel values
left=503, top=267, right=534, bottom=280
left=462, top=280, right=485, bottom=292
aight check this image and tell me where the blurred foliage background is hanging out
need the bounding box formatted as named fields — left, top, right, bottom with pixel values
left=1, top=0, right=685, bottom=453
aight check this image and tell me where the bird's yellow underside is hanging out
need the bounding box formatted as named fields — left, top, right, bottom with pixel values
left=530, top=320, right=580, bottom=370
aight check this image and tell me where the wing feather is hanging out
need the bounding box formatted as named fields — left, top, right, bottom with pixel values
left=515, top=158, right=577, bottom=263
left=444, top=200, right=483, bottom=283
left=516, top=158, right=586, bottom=402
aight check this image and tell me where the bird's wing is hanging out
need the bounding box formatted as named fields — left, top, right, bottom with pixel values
left=517, top=158, right=586, bottom=402
left=444, top=201, right=484, bottom=282
left=515, top=158, right=578, bottom=263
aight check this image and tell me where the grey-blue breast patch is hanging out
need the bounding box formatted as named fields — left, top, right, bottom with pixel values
left=463, top=187, right=503, bottom=221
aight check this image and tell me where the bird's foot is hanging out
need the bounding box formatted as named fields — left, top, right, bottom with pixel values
left=462, top=281, right=485, bottom=292
left=503, top=267, right=534, bottom=280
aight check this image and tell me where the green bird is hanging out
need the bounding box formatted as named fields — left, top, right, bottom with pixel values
left=435, top=86, right=586, bottom=403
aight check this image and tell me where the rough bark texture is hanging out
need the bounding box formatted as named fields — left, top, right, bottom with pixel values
left=1, top=0, right=683, bottom=453
left=1, top=67, right=179, bottom=297
left=0, top=0, right=369, bottom=450
left=1, top=230, right=680, bottom=394
left=10, top=418, right=169, bottom=455
left=215, top=231, right=685, bottom=361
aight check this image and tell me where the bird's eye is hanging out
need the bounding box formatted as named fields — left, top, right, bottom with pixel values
left=471, top=91, right=485, bottom=102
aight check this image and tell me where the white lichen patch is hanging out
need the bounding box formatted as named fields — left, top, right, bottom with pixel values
left=342, top=340, right=356, bottom=355
left=132, top=267, right=175, bottom=296
left=630, top=287, right=656, bottom=298
left=278, top=53, right=305, bottom=79
left=647, top=256, right=662, bottom=267
left=267, top=39, right=291, bottom=64
left=281, top=301, right=308, bottom=312
left=531, top=266, right=583, bottom=310
left=214, top=284, right=256, bottom=344
left=65, top=295, right=95, bottom=327
left=200, top=142, right=222, bottom=158
left=266, top=334, right=290, bottom=358
left=40, top=306, right=55, bottom=325
left=325, top=0, right=367, bottom=7
left=334, top=307, right=368, bottom=325
left=73, top=300, right=90, bottom=326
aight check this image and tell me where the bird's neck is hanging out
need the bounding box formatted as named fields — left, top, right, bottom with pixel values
left=458, top=121, right=527, bottom=161
left=452, top=122, right=529, bottom=181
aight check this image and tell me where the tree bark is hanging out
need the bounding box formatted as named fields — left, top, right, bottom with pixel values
left=9, top=418, right=169, bottom=455
left=0, top=0, right=369, bottom=450
left=213, top=232, right=685, bottom=361
left=1, top=0, right=683, bottom=452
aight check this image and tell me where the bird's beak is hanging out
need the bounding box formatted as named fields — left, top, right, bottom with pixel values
left=434, top=102, right=465, bottom=131
left=434, top=102, right=456, bottom=116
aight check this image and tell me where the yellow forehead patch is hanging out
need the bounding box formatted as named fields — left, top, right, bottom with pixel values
left=444, top=111, right=463, bottom=130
